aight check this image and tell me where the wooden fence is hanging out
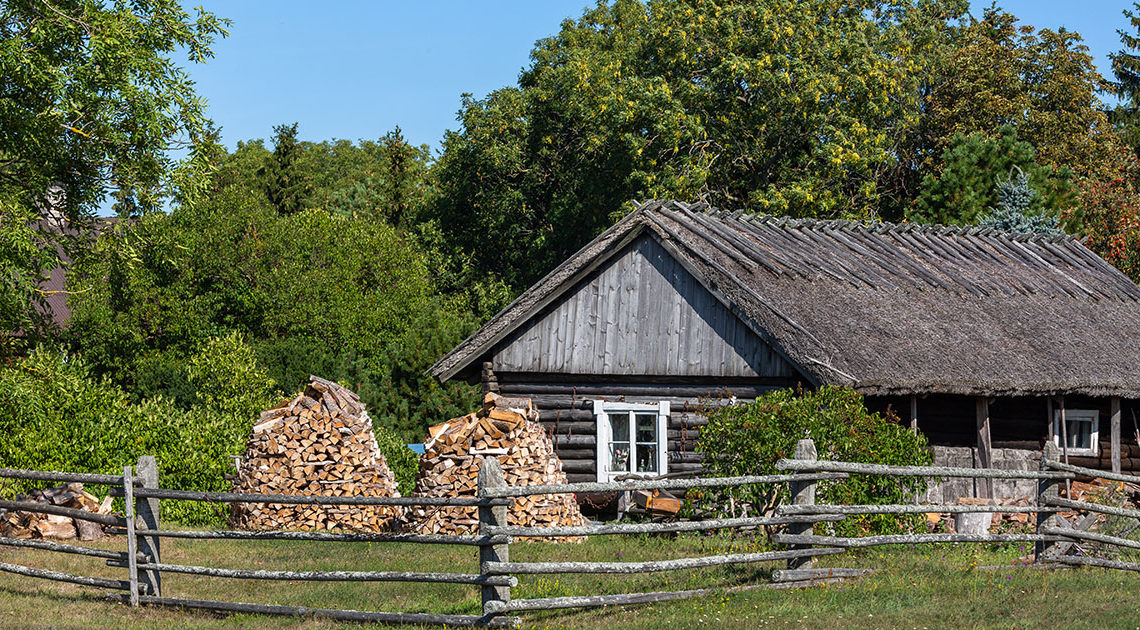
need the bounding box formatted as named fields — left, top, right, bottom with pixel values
left=2, top=438, right=1140, bottom=627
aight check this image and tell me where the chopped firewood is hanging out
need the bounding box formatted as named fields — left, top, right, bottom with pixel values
left=407, top=394, right=589, bottom=542
left=230, top=376, right=401, bottom=532
left=0, top=482, right=116, bottom=540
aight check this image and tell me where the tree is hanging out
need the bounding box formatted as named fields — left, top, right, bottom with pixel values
left=431, top=0, right=971, bottom=288
left=0, top=201, right=58, bottom=354
left=1110, top=3, right=1140, bottom=156
left=978, top=166, right=1061, bottom=234
left=0, top=0, right=229, bottom=216
left=261, top=123, right=311, bottom=216
left=909, top=126, right=1072, bottom=226
left=1072, top=148, right=1140, bottom=283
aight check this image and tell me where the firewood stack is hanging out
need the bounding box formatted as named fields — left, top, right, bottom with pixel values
left=407, top=393, right=589, bottom=542
left=230, top=376, right=402, bottom=532
left=0, top=482, right=114, bottom=540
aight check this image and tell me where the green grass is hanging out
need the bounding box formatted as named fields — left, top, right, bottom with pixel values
left=0, top=533, right=1139, bottom=629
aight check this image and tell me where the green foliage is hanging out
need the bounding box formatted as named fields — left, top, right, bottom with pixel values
left=0, top=200, right=58, bottom=352
left=66, top=190, right=480, bottom=437
left=911, top=127, right=1073, bottom=226
left=260, top=123, right=312, bottom=216
left=979, top=167, right=1061, bottom=234
left=0, top=0, right=229, bottom=215
left=0, top=346, right=274, bottom=525
left=696, top=386, right=931, bottom=536
left=1111, top=3, right=1140, bottom=157
left=1072, top=148, right=1140, bottom=283
left=431, top=0, right=971, bottom=288
left=373, top=426, right=418, bottom=495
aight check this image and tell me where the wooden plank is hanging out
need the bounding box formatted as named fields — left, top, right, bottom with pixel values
left=478, top=457, right=511, bottom=616
left=787, top=439, right=817, bottom=571
left=779, top=504, right=1058, bottom=516
left=486, top=515, right=845, bottom=538
left=481, top=473, right=848, bottom=498
left=104, top=528, right=509, bottom=545
left=124, top=466, right=139, bottom=607
left=771, top=567, right=872, bottom=582
left=484, top=548, right=844, bottom=575
left=107, top=561, right=515, bottom=586
left=976, top=397, right=992, bottom=499
left=117, top=488, right=506, bottom=507
left=777, top=459, right=1071, bottom=480
left=0, top=561, right=132, bottom=591
left=774, top=533, right=1058, bottom=548
left=1112, top=397, right=1122, bottom=474
left=135, top=456, right=161, bottom=598
left=0, top=467, right=134, bottom=486
left=0, top=535, right=131, bottom=560
left=0, top=499, right=123, bottom=526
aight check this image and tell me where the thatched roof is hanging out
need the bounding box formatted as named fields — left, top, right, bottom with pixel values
left=433, top=200, right=1140, bottom=398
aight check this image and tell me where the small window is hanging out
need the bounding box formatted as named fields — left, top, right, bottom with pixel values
left=594, top=401, right=669, bottom=482
left=1053, top=409, right=1099, bottom=457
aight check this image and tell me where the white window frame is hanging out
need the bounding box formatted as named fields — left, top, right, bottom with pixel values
left=594, top=400, right=669, bottom=482
left=1052, top=409, right=1099, bottom=457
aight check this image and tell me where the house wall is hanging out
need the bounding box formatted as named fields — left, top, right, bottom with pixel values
left=496, top=376, right=800, bottom=483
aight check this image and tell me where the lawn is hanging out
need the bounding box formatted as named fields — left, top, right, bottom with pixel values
left=0, top=532, right=1137, bottom=629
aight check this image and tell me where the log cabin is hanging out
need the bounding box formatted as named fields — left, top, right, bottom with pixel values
left=430, top=200, right=1140, bottom=499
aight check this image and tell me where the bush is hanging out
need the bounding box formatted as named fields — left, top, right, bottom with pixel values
left=696, top=386, right=931, bottom=536
left=0, top=342, right=279, bottom=525
left=374, top=427, right=419, bottom=496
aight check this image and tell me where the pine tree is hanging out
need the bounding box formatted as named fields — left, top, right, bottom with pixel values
left=261, top=123, right=311, bottom=216
left=979, top=166, right=1061, bottom=234
left=1111, top=3, right=1140, bottom=155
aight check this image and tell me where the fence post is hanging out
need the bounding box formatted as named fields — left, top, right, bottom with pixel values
left=787, top=438, right=817, bottom=570
left=123, top=466, right=139, bottom=607
left=135, top=456, right=161, bottom=597
left=477, top=456, right=510, bottom=617
left=1035, top=442, right=1059, bottom=563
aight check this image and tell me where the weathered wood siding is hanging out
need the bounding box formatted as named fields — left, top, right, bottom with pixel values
left=492, top=235, right=796, bottom=378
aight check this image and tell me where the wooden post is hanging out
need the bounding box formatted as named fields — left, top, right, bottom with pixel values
left=787, top=438, right=817, bottom=571
left=123, top=466, right=139, bottom=607
left=1035, top=442, right=1060, bottom=563
left=1111, top=397, right=1122, bottom=475
left=135, top=456, right=161, bottom=597
left=1059, top=396, right=1071, bottom=496
left=909, top=395, right=918, bottom=434
left=975, top=397, right=992, bottom=499
left=477, top=457, right=510, bottom=616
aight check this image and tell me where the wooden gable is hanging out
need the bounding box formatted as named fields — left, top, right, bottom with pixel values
left=491, top=234, right=797, bottom=378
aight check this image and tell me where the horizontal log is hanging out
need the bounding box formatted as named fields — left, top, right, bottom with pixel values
left=538, top=421, right=596, bottom=434
left=0, top=499, right=124, bottom=526
left=538, top=409, right=593, bottom=422
left=522, top=396, right=592, bottom=410
left=668, top=446, right=704, bottom=460
left=489, top=582, right=754, bottom=613
left=552, top=435, right=595, bottom=447
left=1045, top=496, right=1140, bottom=521
left=102, top=528, right=509, bottom=546
left=481, top=473, right=848, bottom=498
left=558, top=460, right=596, bottom=474
left=483, top=547, right=843, bottom=576
left=551, top=448, right=594, bottom=460
left=777, top=459, right=1073, bottom=480
left=774, top=533, right=1058, bottom=548
left=990, top=440, right=1044, bottom=450
left=0, top=467, right=136, bottom=486
left=486, top=515, right=846, bottom=538
left=665, top=462, right=704, bottom=472
left=0, top=535, right=134, bottom=561
left=0, top=561, right=132, bottom=591
left=1046, top=460, right=1140, bottom=485
left=1039, top=526, right=1140, bottom=551
left=1051, top=555, right=1140, bottom=573
left=779, top=504, right=1059, bottom=516
left=770, top=567, right=872, bottom=582
left=112, top=488, right=508, bottom=507
left=667, top=430, right=701, bottom=440
left=115, top=595, right=518, bottom=628
left=766, top=576, right=859, bottom=590
left=565, top=473, right=595, bottom=483
left=105, top=561, right=515, bottom=586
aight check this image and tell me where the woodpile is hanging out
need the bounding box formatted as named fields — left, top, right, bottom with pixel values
left=0, top=482, right=113, bottom=540
left=407, top=393, right=588, bottom=541
left=230, top=376, right=401, bottom=532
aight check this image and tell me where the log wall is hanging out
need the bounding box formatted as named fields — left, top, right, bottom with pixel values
left=497, top=377, right=796, bottom=482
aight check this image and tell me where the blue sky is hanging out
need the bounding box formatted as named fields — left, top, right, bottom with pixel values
left=185, top=1, right=1134, bottom=155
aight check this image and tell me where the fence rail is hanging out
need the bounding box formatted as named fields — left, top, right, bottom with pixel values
left=5, top=438, right=1140, bottom=626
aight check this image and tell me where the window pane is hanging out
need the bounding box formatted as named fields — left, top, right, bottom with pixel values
left=636, top=443, right=657, bottom=473
left=609, top=442, right=631, bottom=472
left=1065, top=420, right=1092, bottom=450
left=635, top=414, right=657, bottom=443
left=610, top=413, right=630, bottom=442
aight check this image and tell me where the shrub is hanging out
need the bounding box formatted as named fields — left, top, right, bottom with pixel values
left=696, top=386, right=931, bottom=536
left=0, top=343, right=279, bottom=525
left=374, top=427, right=419, bottom=496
